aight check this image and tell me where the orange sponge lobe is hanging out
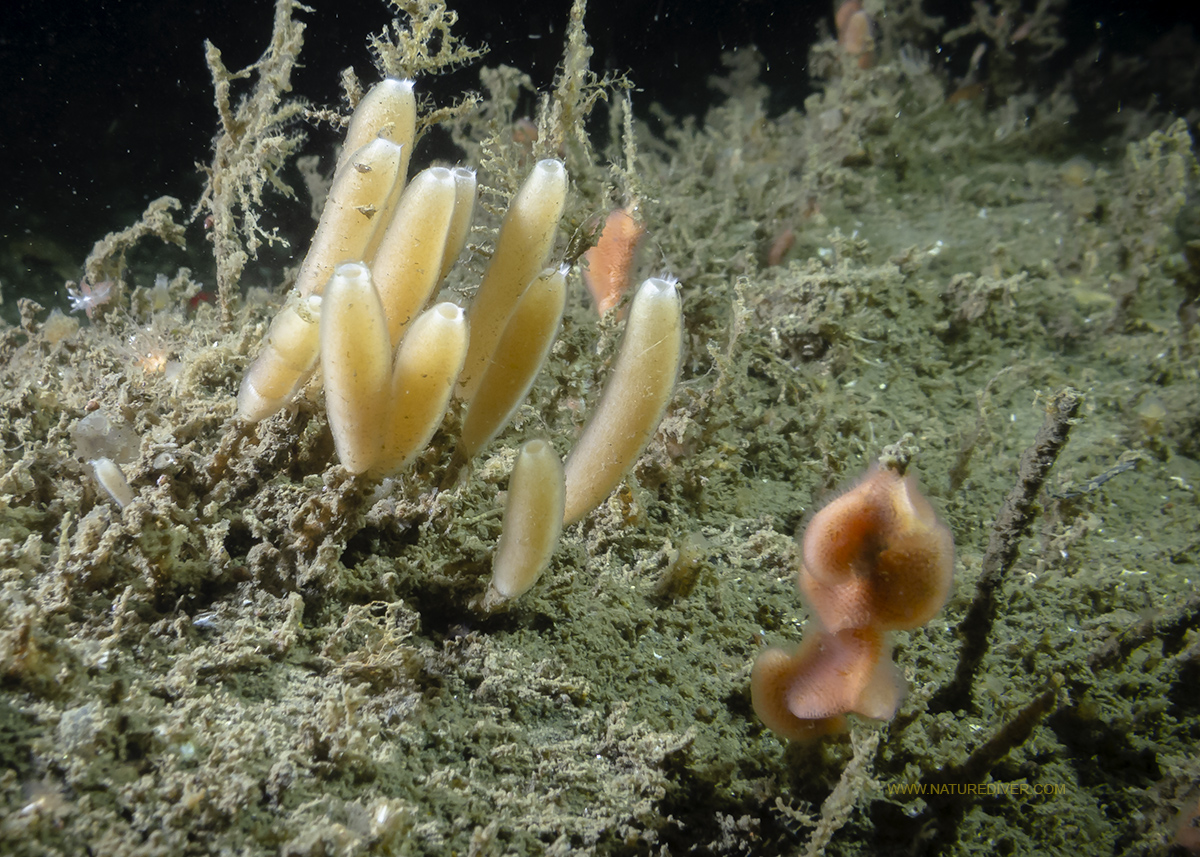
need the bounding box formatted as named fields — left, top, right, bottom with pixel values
left=801, top=465, right=954, bottom=633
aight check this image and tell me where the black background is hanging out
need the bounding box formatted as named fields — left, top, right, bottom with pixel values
left=0, top=0, right=1196, bottom=305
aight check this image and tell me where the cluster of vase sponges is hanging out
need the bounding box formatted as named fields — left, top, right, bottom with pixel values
left=751, top=464, right=955, bottom=740
left=235, top=79, right=683, bottom=608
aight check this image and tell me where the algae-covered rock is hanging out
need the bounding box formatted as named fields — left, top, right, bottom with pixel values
left=2, top=2, right=1200, bottom=855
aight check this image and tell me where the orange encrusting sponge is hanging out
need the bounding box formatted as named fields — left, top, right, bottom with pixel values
left=752, top=464, right=954, bottom=740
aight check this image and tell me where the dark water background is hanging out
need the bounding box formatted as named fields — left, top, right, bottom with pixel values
left=0, top=0, right=1194, bottom=314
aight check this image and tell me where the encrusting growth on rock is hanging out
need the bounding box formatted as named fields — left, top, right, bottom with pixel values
left=752, top=462, right=955, bottom=739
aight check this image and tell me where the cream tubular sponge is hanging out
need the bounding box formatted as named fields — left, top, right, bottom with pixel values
left=237, top=291, right=323, bottom=423
left=482, top=438, right=565, bottom=610
left=562, top=277, right=683, bottom=526
left=320, top=263, right=392, bottom=474
left=438, top=167, right=478, bottom=284
left=458, top=158, right=567, bottom=400
left=335, top=78, right=416, bottom=180
left=347, top=80, right=417, bottom=261
left=296, top=138, right=404, bottom=298
left=370, top=166, right=459, bottom=346
left=459, top=266, right=566, bottom=458
left=373, top=302, right=468, bottom=477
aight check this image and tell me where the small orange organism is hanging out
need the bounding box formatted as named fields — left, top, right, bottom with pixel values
left=581, top=204, right=645, bottom=315
left=800, top=464, right=955, bottom=634
left=752, top=463, right=954, bottom=740
left=835, top=0, right=876, bottom=69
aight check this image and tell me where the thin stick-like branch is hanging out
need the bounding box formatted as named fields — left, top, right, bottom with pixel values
left=932, top=387, right=1081, bottom=712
